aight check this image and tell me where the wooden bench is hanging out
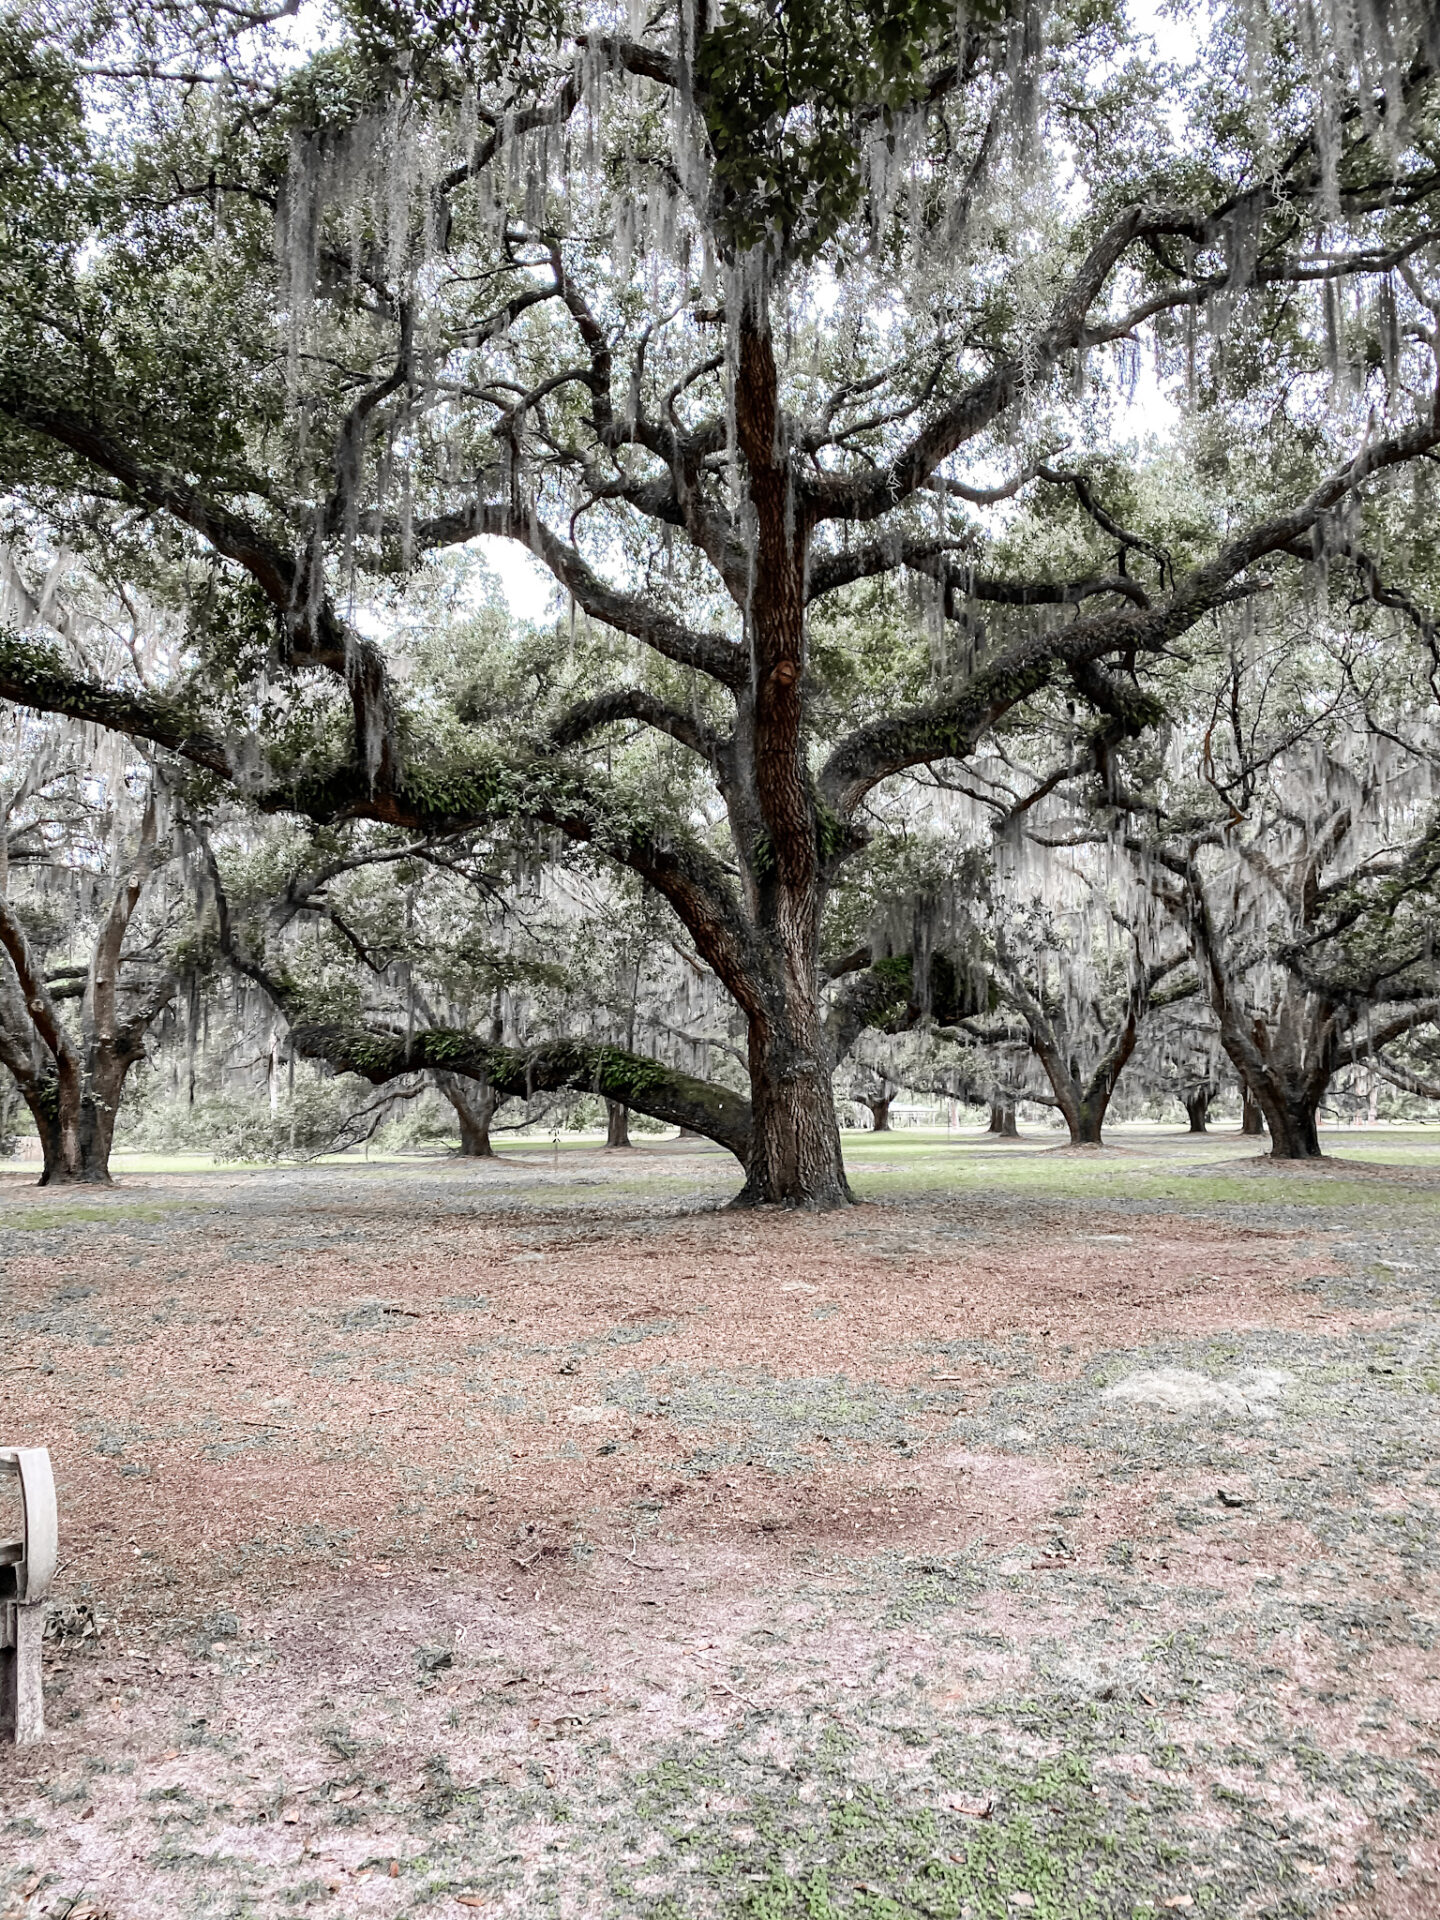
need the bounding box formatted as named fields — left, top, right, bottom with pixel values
left=1, top=1448, right=56, bottom=1745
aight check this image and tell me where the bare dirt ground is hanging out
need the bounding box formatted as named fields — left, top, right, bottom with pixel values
left=1, top=1128, right=1438, bottom=1920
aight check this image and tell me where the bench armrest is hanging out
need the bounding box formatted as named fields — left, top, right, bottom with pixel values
left=0, top=1451, right=56, bottom=1603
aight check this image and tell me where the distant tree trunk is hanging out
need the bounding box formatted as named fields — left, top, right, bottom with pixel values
left=0, top=792, right=177, bottom=1186
left=1184, top=1087, right=1211, bottom=1133
left=1177, top=848, right=1337, bottom=1161
left=1241, top=1090, right=1265, bottom=1136
left=1024, top=1030, right=1133, bottom=1148
left=865, top=1095, right=892, bottom=1132
left=605, top=1098, right=632, bottom=1148
left=435, top=1072, right=499, bottom=1157
left=995, top=940, right=1183, bottom=1151
left=987, top=1099, right=1018, bottom=1137
left=267, top=1015, right=282, bottom=1117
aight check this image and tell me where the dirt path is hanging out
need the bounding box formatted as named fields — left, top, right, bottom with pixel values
left=1, top=1138, right=1437, bottom=1918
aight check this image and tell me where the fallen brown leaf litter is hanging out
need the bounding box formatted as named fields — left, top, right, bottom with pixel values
left=0, top=1139, right=1438, bottom=1918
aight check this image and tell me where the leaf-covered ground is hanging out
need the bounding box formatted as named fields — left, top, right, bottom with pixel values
left=1, top=1126, right=1437, bottom=1920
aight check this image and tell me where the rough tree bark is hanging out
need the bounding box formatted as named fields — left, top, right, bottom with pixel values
left=987, top=1099, right=1019, bottom=1137
left=723, top=305, right=852, bottom=1207
left=604, top=1098, right=632, bottom=1148
left=1184, top=1086, right=1212, bottom=1133
left=864, top=1096, right=892, bottom=1132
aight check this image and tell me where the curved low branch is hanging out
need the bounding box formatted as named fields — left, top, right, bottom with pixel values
left=1368, top=1047, right=1440, bottom=1100
left=1335, top=1000, right=1440, bottom=1066
left=287, top=1022, right=753, bottom=1163
left=196, top=838, right=757, bottom=1165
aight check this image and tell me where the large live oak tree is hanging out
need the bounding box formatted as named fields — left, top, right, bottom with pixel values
left=3, top=1, right=1440, bottom=1201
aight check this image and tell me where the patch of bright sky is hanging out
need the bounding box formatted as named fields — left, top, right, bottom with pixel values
left=475, top=538, right=555, bottom=623
left=1094, top=3, right=1206, bottom=441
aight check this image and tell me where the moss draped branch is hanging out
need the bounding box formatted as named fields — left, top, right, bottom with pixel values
left=820, top=409, right=1440, bottom=816
left=287, top=1022, right=752, bottom=1162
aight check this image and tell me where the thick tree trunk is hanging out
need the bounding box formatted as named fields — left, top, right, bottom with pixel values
left=726, top=305, right=851, bottom=1210
left=27, top=1080, right=114, bottom=1185
left=455, top=1110, right=493, bottom=1156
left=605, top=1099, right=632, bottom=1148
left=1184, top=1087, right=1211, bottom=1133
left=1241, top=1090, right=1265, bottom=1136
left=1221, top=1045, right=1327, bottom=1159
left=1253, top=1085, right=1323, bottom=1159
left=736, top=1017, right=850, bottom=1208
left=987, top=1099, right=1018, bottom=1137
left=435, top=1071, right=498, bottom=1157
left=865, top=1096, right=892, bottom=1132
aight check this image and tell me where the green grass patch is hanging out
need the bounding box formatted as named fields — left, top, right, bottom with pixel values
left=839, top=1129, right=1440, bottom=1213
left=627, top=1739, right=1227, bottom=1920
left=0, top=1202, right=183, bottom=1228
